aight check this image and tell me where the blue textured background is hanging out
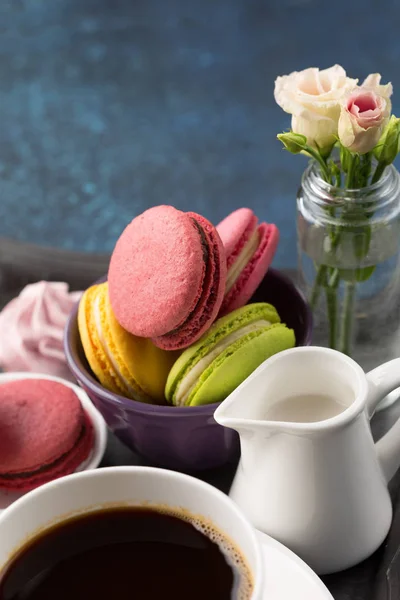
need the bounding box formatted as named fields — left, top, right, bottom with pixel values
left=0, top=0, right=399, bottom=267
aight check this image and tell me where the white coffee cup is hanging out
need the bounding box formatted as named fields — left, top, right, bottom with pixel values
left=0, top=466, right=263, bottom=598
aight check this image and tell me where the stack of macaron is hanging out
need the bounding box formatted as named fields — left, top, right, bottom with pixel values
left=78, top=205, right=295, bottom=406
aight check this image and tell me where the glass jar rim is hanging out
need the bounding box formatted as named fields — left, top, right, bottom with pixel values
left=302, top=160, right=399, bottom=209
left=308, top=159, right=394, bottom=192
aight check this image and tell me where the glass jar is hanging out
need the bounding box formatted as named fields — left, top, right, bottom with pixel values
left=297, top=160, right=400, bottom=371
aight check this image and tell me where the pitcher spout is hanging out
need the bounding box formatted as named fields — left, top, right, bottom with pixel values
left=214, top=383, right=254, bottom=433
left=214, top=393, right=284, bottom=437
left=214, top=349, right=307, bottom=435
left=213, top=371, right=279, bottom=435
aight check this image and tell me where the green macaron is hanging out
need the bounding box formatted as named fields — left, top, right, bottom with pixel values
left=165, top=302, right=295, bottom=406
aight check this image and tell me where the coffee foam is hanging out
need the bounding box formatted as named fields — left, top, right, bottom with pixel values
left=144, top=504, right=254, bottom=600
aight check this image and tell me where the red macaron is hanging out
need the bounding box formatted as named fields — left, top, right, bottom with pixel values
left=217, top=208, right=279, bottom=315
left=0, top=379, right=94, bottom=491
left=108, top=205, right=227, bottom=350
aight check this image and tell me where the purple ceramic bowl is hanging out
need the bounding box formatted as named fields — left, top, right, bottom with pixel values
left=64, top=268, right=312, bottom=472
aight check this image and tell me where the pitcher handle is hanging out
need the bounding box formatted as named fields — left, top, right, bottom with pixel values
left=366, top=358, right=400, bottom=482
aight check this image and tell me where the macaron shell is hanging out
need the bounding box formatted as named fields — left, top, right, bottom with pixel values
left=219, top=222, right=280, bottom=315
left=165, top=302, right=281, bottom=403
left=152, top=212, right=227, bottom=351
left=78, top=285, right=127, bottom=397
left=0, top=412, right=95, bottom=491
left=103, top=287, right=178, bottom=403
left=95, top=283, right=154, bottom=401
left=108, top=205, right=206, bottom=338
left=0, top=379, right=87, bottom=473
left=187, top=323, right=295, bottom=406
left=78, top=286, right=102, bottom=383
left=217, top=208, right=258, bottom=267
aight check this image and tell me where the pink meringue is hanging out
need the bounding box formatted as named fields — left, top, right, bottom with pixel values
left=0, top=281, right=82, bottom=381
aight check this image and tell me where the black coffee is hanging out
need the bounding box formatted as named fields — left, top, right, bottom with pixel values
left=0, top=507, right=253, bottom=600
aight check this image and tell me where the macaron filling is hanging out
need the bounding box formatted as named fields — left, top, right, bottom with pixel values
left=93, top=294, right=146, bottom=401
left=225, top=229, right=260, bottom=293
left=174, top=319, right=271, bottom=406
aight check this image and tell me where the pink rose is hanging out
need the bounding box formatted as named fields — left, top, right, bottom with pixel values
left=338, top=74, right=392, bottom=154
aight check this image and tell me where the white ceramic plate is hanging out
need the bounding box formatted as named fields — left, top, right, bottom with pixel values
left=257, top=531, right=334, bottom=600
left=0, top=372, right=107, bottom=512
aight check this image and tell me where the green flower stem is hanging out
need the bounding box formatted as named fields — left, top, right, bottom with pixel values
left=310, top=264, right=327, bottom=309
left=346, top=154, right=357, bottom=188
left=328, top=267, right=340, bottom=288
left=371, top=161, right=386, bottom=184
left=336, top=152, right=377, bottom=355
left=335, top=153, right=358, bottom=355
left=339, top=281, right=356, bottom=355
left=306, top=146, right=331, bottom=182
left=307, top=149, right=335, bottom=317
left=310, top=263, right=340, bottom=349
left=326, top=284, right=338, bottom=349
left=309, top=191, right=340, bottom=346
left=360, top=153, right=372, bottom=187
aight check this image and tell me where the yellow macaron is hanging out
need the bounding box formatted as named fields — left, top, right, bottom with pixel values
left=78, top=282, right=178, bottom=404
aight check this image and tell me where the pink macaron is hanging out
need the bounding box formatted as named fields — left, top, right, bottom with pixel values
left=108, top=205, right=227, bottom=351
left=0, top=379, right=94, bottom=491
left=217, top=208, right=279, bottom=315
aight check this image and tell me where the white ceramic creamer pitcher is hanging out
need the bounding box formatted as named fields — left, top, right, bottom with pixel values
left=214, top=346, right=400, bottom=575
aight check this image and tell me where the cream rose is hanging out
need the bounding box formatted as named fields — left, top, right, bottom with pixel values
left=338, top=74, right=393, bottom=154
left=274, top=65, right=358, bottom=151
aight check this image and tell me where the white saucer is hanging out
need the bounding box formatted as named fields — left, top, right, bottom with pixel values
left=0, top=372, right=108, bottom=512
left=256, top=531, right=333, bottom=600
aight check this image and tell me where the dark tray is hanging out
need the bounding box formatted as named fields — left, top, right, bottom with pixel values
left=0, top=237, right=398, bottom=600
